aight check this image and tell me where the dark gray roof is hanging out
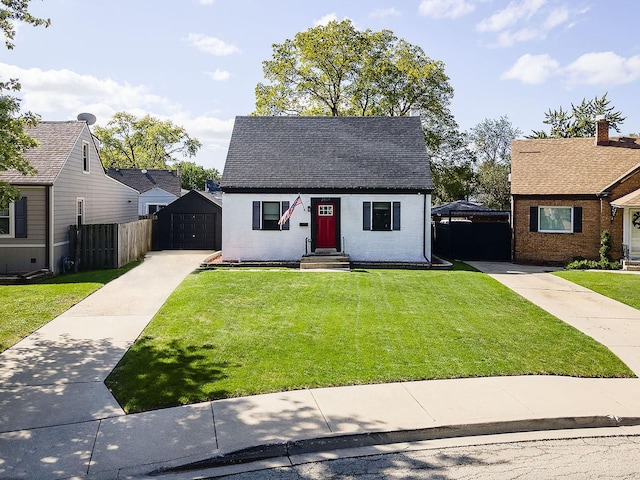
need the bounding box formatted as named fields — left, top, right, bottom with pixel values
left=221, top=116, right=433, bottom=192
left=432, top=200, right=509, bottom=217
left=106, top=168, right=181, bottom=196
left=0, top=121, right=87, bottom=185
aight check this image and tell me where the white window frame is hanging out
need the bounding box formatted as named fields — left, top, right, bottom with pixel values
left=82, top=142, right=90, bottom=173
left=538, top=206, right=573, bottom=234
left=147, top=203, right=168, bottom=214
left=0, top=202, right=14, bottom=237
left=76, top=197, right=85, bottom=226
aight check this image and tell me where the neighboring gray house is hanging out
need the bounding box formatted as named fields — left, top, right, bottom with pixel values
left=106, top=168, right=182, bottom=215
left=0, top=121, right=139, bottom=274
left=221, top=116, right=434, bottom=265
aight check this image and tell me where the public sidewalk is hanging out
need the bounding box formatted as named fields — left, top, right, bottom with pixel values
left=1, top=259, right=640, bottom=479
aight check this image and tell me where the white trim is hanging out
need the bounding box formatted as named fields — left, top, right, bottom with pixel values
left=146, top=203, right=168, bottom=214
left=0, top=202, right=15, bottom=238
left=538, top=206, right=573, bottom=234
left=54, top=240, right=70, bottom=247
left=82, top=141, right=90, bottom=173
left=76, top=197, right=85, bottom=225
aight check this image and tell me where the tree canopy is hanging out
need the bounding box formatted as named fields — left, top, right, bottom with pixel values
left=93, top=112, right=202, bottom=170
left=179, top=161, right=220, bottom=191
left=528, top=93, right=625, bottom=139
left=255, top=19, right=456, bottom=150
left=0, top=0, right=51, bottom=206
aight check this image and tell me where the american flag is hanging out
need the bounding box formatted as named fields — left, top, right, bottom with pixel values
left=278, top=195, right=303, bottom=226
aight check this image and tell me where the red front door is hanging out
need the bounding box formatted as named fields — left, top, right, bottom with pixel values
left=316, top=202, right=336, bottom=249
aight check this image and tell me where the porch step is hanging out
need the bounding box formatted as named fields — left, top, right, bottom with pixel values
left=623, top=260, right=640, bottom=271
left=300, top=254, right=351, bottom=271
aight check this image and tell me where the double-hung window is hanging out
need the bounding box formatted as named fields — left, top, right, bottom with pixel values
left=76, top=198, right=85, bottom=226
left=363, top=201, right=401, bottom=231
left=530, top=206, right=582, bottom=233
left=252, top=200, right=291, bottom=231
left=0, top=204, right=12, bottom=236
left=82, top=142, right=90, bottom=173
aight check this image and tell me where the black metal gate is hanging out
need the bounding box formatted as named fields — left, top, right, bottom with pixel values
left=433, top=222, right=511, bottom=261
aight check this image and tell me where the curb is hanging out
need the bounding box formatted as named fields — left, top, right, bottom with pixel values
left=147, top=415, right=640, bottom=477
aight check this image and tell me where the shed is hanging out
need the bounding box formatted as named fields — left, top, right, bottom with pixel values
left=154, top=190, right=222, bottom=250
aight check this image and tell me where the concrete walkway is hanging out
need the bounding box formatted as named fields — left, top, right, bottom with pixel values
left=1, top=259, right=640, bottom=479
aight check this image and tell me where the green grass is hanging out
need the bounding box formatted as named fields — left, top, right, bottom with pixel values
left=106, top=267, right=633, bottom=413
left=555, top=270, right=640, bottom=310
left=0, top=261, right=141, bottom=352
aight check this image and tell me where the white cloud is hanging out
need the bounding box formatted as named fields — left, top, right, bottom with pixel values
left=0, top=62, right=234, bottom=170
left=501, top=53, right=559, bottom=84
left=198, top=0, right=216, bottom=4
left=206, top=69, right=231, bottom=81
left=185, top=33, right=240, bottom=56
left=494, top=27, right=540, bottom=47
left=477, top=0, right=546, bottom=33
left=563, top=52, right=640, bottom=86
left=314, top=13, right=338, bottom=26
left=543, top=7, right=569, bottom=30
left=418, top=0, right=476, bottom=19
left=370, top=8, right=401, bottom=19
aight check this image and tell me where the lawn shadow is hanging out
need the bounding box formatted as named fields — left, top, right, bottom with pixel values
left=106, top=337, right=233, bottom=413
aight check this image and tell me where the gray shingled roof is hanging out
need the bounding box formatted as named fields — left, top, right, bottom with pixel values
left=221, top=116, right=433, bottom=192
left=106, top=168, right=182, bottom=196
left=0, top=121, right=86, bottom=185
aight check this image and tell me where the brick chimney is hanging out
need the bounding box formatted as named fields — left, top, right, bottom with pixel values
left=595, top=115, right=609, bottom=146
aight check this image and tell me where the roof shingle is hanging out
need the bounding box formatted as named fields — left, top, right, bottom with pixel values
left=511, top=137, right=640, bottom=195
left=0, top=121, right=86, bottom=185
left=221, top=116, right=433, bottom=192
left=106, top=168, right=182, bottom=196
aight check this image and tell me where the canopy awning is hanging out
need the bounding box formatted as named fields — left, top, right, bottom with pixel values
left=611, top=189, right=640, bottom=208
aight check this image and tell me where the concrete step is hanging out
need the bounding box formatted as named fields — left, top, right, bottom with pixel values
left=300, top=256, right=350, bottom=264
left=300, top=261, right=351, bottom=270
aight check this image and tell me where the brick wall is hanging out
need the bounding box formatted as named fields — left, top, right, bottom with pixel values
left=513, top=196, right=620, bottom=264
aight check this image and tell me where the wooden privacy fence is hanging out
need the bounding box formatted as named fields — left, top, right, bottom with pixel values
left=69, top=219, right=153, bottom=271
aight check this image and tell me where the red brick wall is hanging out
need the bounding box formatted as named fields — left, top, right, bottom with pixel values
left=513, top=196, right=623, bottom=264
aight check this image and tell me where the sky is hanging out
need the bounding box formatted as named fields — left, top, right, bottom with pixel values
left=2, top=0, right=640, bottom=173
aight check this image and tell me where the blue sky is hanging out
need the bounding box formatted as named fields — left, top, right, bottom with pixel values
left=2, top=0, right=640, bottom=172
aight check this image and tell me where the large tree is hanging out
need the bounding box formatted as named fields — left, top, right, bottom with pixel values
left=467, top=116, right=521, bottom=210
left=429, top=128, right=476, bottom=205
left=528, top=93, right=625, bottom=139
left=0, top=0, right=51, bottom=206
left=93, top=112, right=202, bottom=169
left=179, top=161, right=220, bottom=190
left=255, top=19, right=456, bottom=150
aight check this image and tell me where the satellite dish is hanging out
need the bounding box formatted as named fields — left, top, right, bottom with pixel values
left=77, top=112, right=96, bottom=125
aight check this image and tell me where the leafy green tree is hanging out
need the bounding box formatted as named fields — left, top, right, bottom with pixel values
left=466, top=116, right=521, bottom=210
left=429, top=129, right=476, bottom=204
left=255, top=19, right=455, bottom=150
left=179, top=161, right=220, bottom=190
left=1, top=0, right=50, bottom=50
left=0, top=1, right=51, bottom=206
left=528, top=93, right=625, bottom=138
left=94, top=112, right=202, bottom=169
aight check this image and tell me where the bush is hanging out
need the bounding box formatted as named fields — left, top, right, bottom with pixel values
left=565, top=230, right=621, bottom=270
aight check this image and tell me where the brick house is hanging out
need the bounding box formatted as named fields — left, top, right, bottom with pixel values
left=511, top=118, right=640, bottom=265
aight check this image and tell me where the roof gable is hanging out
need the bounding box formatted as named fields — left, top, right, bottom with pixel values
left=511, top=137, right=640, bottom=195
left=106, top=168, right=182, bottom=196
left=221, top=116, right=433, bottom=192
left=0, top=121, right=86, bottom=185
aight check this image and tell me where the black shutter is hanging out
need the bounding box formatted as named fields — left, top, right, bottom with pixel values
left=15, top=197, right=27, bottom=238
left=392, top=202, right=401, bottom=231
left=281, top=201, right=290, bottom=230
left=252, top=201, right=261, bottom=230
left=573, top=206, right=582, bottom=233
left=529, top=206, right=538, bottom=232
left=363, top=202, right=371, bottom=230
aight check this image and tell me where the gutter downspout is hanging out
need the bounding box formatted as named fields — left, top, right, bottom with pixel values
left=48, top=185, right=54, bottom=273
left=423, top=193, right=432, bottom=265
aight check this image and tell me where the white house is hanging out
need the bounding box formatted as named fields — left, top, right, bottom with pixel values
left=220, top=116, right=434, bottom=266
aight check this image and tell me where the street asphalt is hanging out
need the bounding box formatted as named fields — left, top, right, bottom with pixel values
left=1, top=253, right=640, bottom=479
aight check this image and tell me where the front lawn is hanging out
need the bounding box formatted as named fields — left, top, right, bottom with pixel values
left=106, top=267, right=633, bottom=413
left=555, top=270, right=640, bottom=310
left=0, top=261, right=141, bottom=352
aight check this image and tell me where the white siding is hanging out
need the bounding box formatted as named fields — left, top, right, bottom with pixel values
left=139, top=187, right=178, bottom=215
left=222, top=192, right=431, bottom=263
